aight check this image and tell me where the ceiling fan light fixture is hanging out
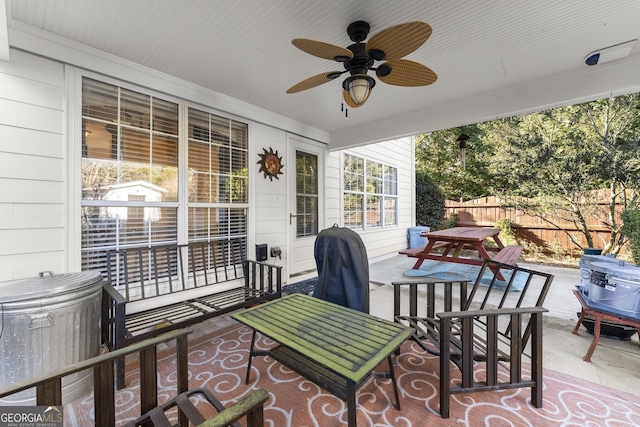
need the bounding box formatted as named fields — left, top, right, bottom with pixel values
left=343, top=75, right=376, bottom=106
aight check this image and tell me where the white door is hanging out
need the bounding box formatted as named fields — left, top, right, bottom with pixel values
left=288, top=135, right=325, bottom=279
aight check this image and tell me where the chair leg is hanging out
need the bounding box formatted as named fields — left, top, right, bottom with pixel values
left=439, top=325, right=451, bottom=418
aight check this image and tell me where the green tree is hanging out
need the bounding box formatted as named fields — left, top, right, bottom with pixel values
left=480, top=95, right=640, bottom=254
left=415, top=125, right=499, bottom=201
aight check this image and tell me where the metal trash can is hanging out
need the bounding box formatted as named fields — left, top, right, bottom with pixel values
left=588, top=261, right=640, bottom=318
left=0, top=271, right=103, bottom=405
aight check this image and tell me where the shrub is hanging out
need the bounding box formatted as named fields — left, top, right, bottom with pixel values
left=415, top=171, right=446, bottom=230
left=495, top=218, right=517, bottom=245
left=621, top=209, right=640, bottom=264
left=439, top=214, right=458, bottom=231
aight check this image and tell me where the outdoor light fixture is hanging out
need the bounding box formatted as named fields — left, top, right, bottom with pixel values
left=342, top=74, right=376, bottom=106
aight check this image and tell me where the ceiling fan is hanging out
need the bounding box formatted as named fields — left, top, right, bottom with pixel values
left=286, top=20, right=437, bottom=109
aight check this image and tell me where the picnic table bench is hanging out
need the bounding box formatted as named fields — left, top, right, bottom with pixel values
left=398, top=241, right=450, bottom=257
left=393, top=259, right=554, bottom=418
left=101, top=238, right=282, bottom=388
left=492, top=244, right=524, bottom=265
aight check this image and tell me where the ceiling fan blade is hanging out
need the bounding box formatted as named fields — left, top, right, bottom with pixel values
left=286, top=72, right=341, bottom=93
left=377, top=59, right=437, bottom=86
left=366, top=21, right=432, bottom=61
left=292, top=39, right=354, bottom=61
left=343, top=89, right=370, bottom=108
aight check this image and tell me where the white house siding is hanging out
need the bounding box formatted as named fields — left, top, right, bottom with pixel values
left=252, top=123, right=288, bottom=267
left=0, top=50, right=66, bottom=281
left=0, top=43, right=415, bottom=282
left=326, top=136, right=416, bottom=261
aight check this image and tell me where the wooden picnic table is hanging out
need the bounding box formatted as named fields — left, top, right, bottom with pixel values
left=232, top=293, right=413, bottom=427
left=403, top=227, right=505, bottom=270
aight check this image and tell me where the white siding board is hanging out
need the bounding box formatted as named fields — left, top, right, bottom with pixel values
left=0, top=125, right=64, bottom=158
left=1, top=49, right=65, bottom=87
left=0, top=72, right=64, bottom=110
left=0, top=179, right=64, bottom=203
left=0, top=98, right=63, bottom=133
left=0, top=205, right=11, bottom=228
left=12, top=204, right=65, bottom=229
left=0, top=204, right=64, bottom=230
left=0, top=228, right=65, bottom=255
left=0, top=251, right=65, bottom=282
left=0, top=256, right=11, bottom=281
left=0, top=152, right=64, bottom=181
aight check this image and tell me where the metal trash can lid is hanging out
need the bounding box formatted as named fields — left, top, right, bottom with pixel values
left=591, top=261, right=640, bottom=282
left=0, top=271, right=103, bottom=303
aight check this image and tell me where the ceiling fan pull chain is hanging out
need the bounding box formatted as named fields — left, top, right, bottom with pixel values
left=340, top=102, right=348, bottom=117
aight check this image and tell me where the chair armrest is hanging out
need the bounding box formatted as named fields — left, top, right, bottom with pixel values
left=437, top=305, right=548, bottom=320
left=102, top=281, right=127, bottom=304
left=198, top=388, right=269, bottom=427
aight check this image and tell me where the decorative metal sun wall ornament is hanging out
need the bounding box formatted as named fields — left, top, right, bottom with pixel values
left=257, top=147, right=284, bottom=180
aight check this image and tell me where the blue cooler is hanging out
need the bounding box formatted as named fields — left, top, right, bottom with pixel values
left=407, top=226, right=430, bottom=248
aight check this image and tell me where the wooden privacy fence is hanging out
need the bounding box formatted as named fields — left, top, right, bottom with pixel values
left=444, top=195, right=624, bottom=254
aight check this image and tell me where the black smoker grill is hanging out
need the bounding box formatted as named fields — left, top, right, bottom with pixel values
left=312, top=225, right=370, bottom=313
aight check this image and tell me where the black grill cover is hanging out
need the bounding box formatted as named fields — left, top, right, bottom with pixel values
left=312, top=225, right=370, bottom=313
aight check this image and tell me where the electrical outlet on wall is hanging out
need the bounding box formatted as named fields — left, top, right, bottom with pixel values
left=270, top=247, right=282, bottom=259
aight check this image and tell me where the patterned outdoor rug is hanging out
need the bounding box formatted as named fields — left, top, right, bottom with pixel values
left=64, top=323, right=640, bottom=426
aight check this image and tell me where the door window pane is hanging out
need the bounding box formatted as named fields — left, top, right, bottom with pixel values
left=296, top=151, right=318, bottom=237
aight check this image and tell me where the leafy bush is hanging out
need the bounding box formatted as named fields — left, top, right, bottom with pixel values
left=495, top=218, right=517, bottom=245
left=621, top=209, right=640, bottom=264
left=439, top=215, right=458, bottom=231
left=415, top=171, right=445, bottom=230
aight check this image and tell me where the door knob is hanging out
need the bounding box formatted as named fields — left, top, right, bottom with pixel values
left=289, top=213, right=297, bottom=225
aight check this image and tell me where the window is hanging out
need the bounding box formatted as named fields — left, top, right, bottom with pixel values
left=295, top=151, right=318, bottom=237
left=187, top=108, right=249, bottom=247
left=343, top=153, right=397, bottom=229
left=81, top=78, right=248, bottom=273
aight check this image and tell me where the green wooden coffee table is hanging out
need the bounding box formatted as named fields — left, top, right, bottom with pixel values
left=232, top=293, right=413, bottom=427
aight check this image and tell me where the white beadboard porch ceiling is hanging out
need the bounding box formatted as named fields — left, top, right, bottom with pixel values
left=7, top=1, right=640, bottom=149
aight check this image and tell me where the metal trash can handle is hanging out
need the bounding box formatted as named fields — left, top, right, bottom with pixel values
left=38, top=271, right=54, bottom=278
left=27, top=313, right=54, bottom=329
